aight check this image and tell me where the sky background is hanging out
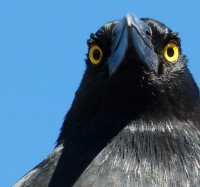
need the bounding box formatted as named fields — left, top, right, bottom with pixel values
left=0, top=1, right=200, bottom=186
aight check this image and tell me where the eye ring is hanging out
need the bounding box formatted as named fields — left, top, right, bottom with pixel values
left=164, top=42, right=179, bottom=63
left=89, top=45, right=103, bottom=64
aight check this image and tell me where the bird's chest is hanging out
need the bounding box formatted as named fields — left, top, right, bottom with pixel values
left=74, top=122, right=200, bottom=187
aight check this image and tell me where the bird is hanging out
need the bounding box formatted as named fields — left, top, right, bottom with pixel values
left=14, top=13, right=200, bottom=187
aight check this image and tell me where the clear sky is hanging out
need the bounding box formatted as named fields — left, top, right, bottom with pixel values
left=1, top=1, right=200, bottom=186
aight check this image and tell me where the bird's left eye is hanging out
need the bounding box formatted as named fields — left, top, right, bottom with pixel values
left=89, top=45, right=103, bottom=64
left=164, top=42, right=179, bottom=63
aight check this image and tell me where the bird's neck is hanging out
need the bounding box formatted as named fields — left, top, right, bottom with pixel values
left=57, top=85, right=200, bottom=145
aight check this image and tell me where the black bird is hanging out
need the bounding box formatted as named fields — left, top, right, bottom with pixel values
left=14, top=13, right=200, bottom=187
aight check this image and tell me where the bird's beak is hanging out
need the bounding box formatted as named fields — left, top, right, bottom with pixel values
left=108, top=13, right=159, bottom=75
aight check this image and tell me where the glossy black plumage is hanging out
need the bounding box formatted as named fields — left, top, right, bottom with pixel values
left=14, top=13, right=200, bottom=187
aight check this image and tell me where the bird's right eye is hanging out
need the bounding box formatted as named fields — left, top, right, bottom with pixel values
left=89, top=45, right=103, bottom=64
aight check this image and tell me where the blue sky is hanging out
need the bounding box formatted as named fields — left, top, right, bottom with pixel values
left=1, top=1, right=200, bottom=186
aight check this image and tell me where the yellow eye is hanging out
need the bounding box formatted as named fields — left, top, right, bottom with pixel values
left=89, top=45, right=103, bottom=64
left=164, top=42, right=179, bottom=63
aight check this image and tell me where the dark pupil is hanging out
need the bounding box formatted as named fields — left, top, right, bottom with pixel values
left=167, top=47, right=174, bottom=57
left=93, top=49, right=101, bottom=60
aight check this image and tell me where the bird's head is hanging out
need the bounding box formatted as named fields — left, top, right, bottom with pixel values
left=69, top=13, right=199, bottom=122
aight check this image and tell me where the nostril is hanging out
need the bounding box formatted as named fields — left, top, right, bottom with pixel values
left=146, top=31, right=151, bottom=37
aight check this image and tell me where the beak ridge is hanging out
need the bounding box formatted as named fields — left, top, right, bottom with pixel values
left=108, top=13, right=159, bottom=75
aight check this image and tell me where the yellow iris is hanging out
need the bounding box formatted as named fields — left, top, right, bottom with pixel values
left=89, top=45, right=103, bottom=64
left=164, top=42, right=179, bottom=63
